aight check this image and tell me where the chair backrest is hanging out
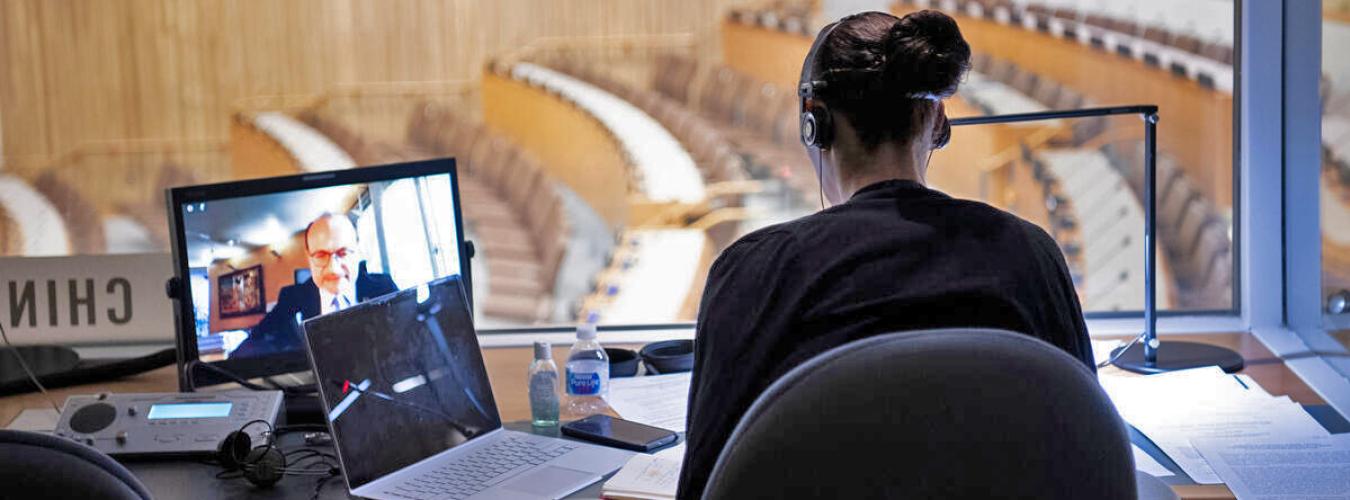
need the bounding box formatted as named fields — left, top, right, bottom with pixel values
left=0, top=429, right=151, bottom=500
left=703, top=329, right=1136, bottom=500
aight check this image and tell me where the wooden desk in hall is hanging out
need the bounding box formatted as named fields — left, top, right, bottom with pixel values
left=0, top=334, right=1331, bottom=499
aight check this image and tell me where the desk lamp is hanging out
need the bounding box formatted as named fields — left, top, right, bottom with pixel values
left=951, top=106, right=1244, bottom=374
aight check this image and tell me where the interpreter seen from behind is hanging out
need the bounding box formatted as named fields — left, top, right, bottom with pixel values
left=677, top=10, right=1093, bottom=499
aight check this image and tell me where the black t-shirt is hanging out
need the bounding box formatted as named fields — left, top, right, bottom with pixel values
left=676, top=179, right=1093, bottom=499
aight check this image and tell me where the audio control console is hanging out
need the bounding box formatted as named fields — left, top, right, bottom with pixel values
left=54, top=391, right=284, bottom=457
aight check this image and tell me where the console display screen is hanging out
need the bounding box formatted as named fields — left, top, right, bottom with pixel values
left=147, top=402, right=234, bottom=419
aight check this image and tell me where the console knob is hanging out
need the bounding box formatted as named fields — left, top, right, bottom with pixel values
left=116, top=431, right=128, bottom=445
left=127, top=407, right=137, bottom=417
left=69, top=403, right=117, bottom=434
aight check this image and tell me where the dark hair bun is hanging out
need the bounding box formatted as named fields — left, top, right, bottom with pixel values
left=882, top=10, right=971, bottom=99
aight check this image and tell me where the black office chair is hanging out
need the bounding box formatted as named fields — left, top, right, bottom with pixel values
left=0, top=429, right=151, bottom=500
left=702, top=329, right=1139, bottom=500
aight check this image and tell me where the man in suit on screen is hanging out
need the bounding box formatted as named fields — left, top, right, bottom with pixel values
left=231, top=212, right=398, bottom=359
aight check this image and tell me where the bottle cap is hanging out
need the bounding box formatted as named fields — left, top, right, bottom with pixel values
left=576, top=323, right=597, bottom=340
left=534, top=341, right=551, bottom=360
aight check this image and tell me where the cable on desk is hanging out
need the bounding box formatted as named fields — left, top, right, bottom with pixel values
left=1098, top=331, right=1148, bottom=369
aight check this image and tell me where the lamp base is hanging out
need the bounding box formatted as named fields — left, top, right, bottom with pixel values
left=1110, top=341, right=1245, bottom=374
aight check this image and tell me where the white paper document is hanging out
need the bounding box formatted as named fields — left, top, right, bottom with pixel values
left=1100, top=367, right=1332, bottom=484
left=1133, top=445, right=1174, bottom=478
left=606, top=373, right=691, bottom=432
left=1193, top=434, right=1350, bottom=499
left=602, top=453, right=682, bottom=500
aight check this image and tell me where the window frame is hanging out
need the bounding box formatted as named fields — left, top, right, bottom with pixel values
left=1246, top=0, right=1350, bottom=417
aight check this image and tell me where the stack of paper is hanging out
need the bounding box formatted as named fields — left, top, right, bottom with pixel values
left=1193, top=434, right=1350, bottom=498
left=606, top=373, right=692, bottom=432
left=602, top=454, right=682, bottom=500
left=1099, top=367, right=1331, bottom=485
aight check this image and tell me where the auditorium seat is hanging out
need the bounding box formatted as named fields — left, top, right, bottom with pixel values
left=0, top=175, right=71, bottom=256
left=1100, top=139, right=1232, bottom=309
left=249, top=112, right=356, bottom=172
left=31, top=171, right=107, bottom=255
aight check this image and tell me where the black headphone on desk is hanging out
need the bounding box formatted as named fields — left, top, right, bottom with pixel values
left=798, top=15, right=952, bottom=152
left=215, top=420, right=339, bottom=488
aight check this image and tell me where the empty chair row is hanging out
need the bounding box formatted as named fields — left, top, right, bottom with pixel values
left=964, top=56, right=1105, bottom=146
left=405, top=102, right=573, bottom=324
left=1036, top=149, right=1169, bottom=310
left=649, top=53, right=817, bottom=201
left=899, top=0, right=1234, bottom=92
left=725, top=0, right=817, bottom=36
left=579, top=228, right=709, bottom=324
left=0, top=175, right=71, bottom=256
left=541, top=57, right=750, bottom=186
left=249, top=112, right=357, bottom=172
left=1100, top=140, right=1233, bottom=309
left=509, top=62, right=706, bottom=204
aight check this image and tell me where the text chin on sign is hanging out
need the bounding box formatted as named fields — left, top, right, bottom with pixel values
left=1, top=253, right=175, bottom=345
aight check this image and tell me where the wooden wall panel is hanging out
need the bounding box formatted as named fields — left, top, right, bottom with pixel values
left=0, top=0, right=735, bottom=173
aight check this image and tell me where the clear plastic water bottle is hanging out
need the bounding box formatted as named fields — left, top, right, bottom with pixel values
left=565, top=323, right=609, bottom=416
left=528, top=341, right=560, bottom=427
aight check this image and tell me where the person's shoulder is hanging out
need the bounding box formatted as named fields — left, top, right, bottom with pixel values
left=712, top=220, right=803, bottom=270
left=938, top=196, right=1054, bottom=241
left=726, top=219, right=802, bottom=252
left=276, top=280, right=315, bottom=301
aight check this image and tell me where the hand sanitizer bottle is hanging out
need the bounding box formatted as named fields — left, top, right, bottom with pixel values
left=529, top=341, right=560, bottom=427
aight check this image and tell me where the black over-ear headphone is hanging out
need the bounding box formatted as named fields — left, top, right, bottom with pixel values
left=216, top=420, right=338, bottom=488
left=798, top=15, right=952, bottom=151
left=799, top=20, right=844, bottom=150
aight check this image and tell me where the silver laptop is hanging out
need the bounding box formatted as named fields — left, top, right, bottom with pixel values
left=302, top=275, right=632, bottom=500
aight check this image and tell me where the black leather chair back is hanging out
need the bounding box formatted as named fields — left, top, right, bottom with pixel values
left=703, top=329, right=1137, bottom=499
left=0, top=429, right=151, bottom=499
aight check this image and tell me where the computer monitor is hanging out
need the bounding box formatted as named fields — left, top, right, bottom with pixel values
left=166, top=159, right=471, bottom=389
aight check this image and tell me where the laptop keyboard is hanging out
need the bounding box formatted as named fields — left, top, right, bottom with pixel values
left=384, top=435, right=579, bottom=499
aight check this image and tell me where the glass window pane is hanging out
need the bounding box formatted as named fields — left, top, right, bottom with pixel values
left=1323, top=3, right=1350, bottom=339
left=0, top=0, right=1238, bottom=331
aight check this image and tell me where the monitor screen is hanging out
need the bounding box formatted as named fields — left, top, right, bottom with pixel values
left=169, top=160, right=469, bottom=383
left=303, top=275, right=500, bottom=489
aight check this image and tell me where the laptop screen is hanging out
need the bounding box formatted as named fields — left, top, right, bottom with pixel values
left=302, top=275, right=502, bottom=489
left=168, top=160, right=469, bottom=383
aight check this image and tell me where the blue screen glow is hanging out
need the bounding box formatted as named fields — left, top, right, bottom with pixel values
left=147, top=402, right=233, bottom=419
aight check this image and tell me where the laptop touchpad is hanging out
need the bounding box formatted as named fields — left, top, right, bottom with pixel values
left=499, top=466, right=599, bottom=498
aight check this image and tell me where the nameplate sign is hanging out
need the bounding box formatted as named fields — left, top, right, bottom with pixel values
left=0, top=253, right=175, bottom=345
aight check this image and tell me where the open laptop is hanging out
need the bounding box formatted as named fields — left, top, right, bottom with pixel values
left=302, top=275, right=632, bottom=499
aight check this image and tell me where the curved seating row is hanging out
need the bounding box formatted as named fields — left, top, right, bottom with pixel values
left=579, top=228, right=710, bottom=324
left=1101, top=140, right=1232, bottom=309
left=0, top=175, right=71, bottom=256
left=725, top=1, right=816, bottom=37
left=901, top=0, right=1234, bottom=92
left=538, top=58, right=751, bottom=188
left=508, top=63, right=706, bottom=205
left=250, top=112, right=357, bottom=172
left=649, top=54, right=814, bottom=201
left=1035, top=148, right=1168, bottom=311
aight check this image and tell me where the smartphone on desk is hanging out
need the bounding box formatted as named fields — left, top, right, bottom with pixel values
left=561, top=415, right=679, bottom=452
